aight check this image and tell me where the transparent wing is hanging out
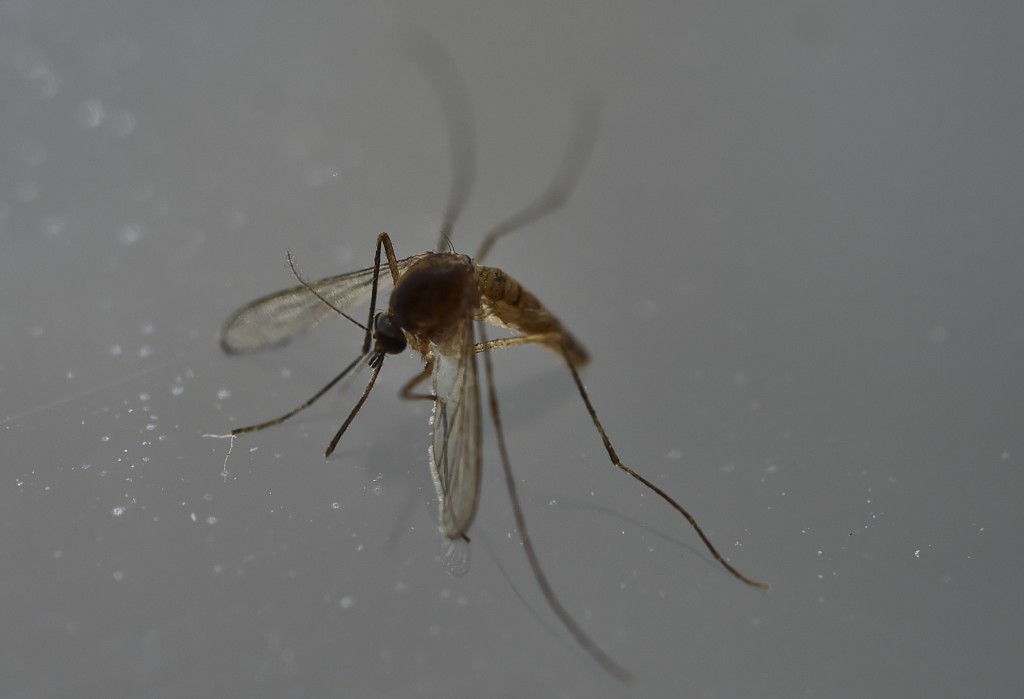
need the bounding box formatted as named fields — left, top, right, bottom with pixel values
left=220, top=254, right=427, bottom=354
left=428, top=318, right=482, bottom=539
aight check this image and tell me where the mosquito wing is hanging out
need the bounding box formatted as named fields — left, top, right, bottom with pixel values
left=428, top=318, right=482, bottom=539
left=220, top=254, right=428, bottom=354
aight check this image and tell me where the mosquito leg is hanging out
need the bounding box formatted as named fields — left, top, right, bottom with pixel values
left=324, top=353, right=386, bottom=458
left=471, top=333, right=564, bottom=354
left=474, top=93, right=602, bottom=263
left=476, top=321, right=633, bottom=683
left=560, top=346, right=769, bottom=590
left=398, top=355, right=437, bottom=402
left=232, top=352, right=368, bottom=436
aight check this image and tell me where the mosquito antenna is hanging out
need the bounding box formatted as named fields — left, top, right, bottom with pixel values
left=400, top=28, right=476, bottom=251
left=560, top=347, right=769, bottom=590
left=231, top=351, right=369, bottom=436
left=286, top=251, right=368, bottom=331
left=475, top=92, right=602, bottom=263
left=477, top=321, right=633, bottom=684
left=325, top=353, right=386, bottom=457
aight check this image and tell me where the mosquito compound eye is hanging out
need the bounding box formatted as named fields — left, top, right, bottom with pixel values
left=374, top=312, right=407, bottom=354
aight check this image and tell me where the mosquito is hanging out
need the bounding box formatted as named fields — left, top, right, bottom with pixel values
left=219, top=35, right=766, bottom=684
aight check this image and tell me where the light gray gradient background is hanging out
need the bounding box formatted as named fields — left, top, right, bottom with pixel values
left=2, top=2, right=1021, bottom=697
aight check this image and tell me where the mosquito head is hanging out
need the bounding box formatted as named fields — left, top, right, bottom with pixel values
left=373, top=311, right=407, bottom=355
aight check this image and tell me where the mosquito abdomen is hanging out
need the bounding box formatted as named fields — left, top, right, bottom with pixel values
left=475, top=265, right=590, bottom=368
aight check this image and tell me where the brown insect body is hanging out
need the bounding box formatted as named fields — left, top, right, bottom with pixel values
left=475, top=264, right=589, bottom=368
left=378, top=252, right=589, bottom=369
left=384, top=253, right=477, bottom=355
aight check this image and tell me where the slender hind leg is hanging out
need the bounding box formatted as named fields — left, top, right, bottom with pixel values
left=560, top=346, right=769, bottom=589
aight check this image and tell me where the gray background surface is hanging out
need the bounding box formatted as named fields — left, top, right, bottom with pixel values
left=2, top=1, right=1021, bottom=697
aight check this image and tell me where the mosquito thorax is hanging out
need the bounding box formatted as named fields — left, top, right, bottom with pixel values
left=373, top=311, right=408, bottom=355
left=387, top=253, right=476, bottom=342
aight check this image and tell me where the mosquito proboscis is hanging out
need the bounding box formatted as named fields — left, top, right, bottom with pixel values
left=219, top=34, right=767, bottom=684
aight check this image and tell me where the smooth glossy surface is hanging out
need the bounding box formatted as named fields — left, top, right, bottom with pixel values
left=2, top=2, right=1022, bottom=697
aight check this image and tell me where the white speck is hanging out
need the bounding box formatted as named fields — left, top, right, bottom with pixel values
left=119, top=225, right=142, bottom=245
left=171, top=385, right=184, bottom=396
left=927, top=325, right=948, bottom=344
left=637, top=298, right=658, bottom=319
left=42, top=215, right=67, bottom=236
left=915, top=550, right=921, bottom=558
left=217, top=389, right=231, bottom=400
left=109, top=344, right=122, bottom=356
left=21, top=141, right=46, bottom=167
left=331, top=502, right=340, bottom=509
left=339, top=596, right=354, bottom=609
left=112, top=506, right=125, bottom=517
left=548, top=499, right=558, bottom=506
left=112, top=571, right=125, bottom=582
left=140, top=322, right=155, bottom=336
left=189, top=512, right=197, bottom=522
left=28, top=64, right=60, bottom=98
left=226, top=209, right=247, bottom=231
left=66, top=370, right=75, bottom=380
left=81, top=464, right=91, bottom=470
left=137, top=346, right=153, bottom=358
left=101, top=435, right=110, bottom=443
left=76, top=99, right=106, bottom=128
left=139, top=393, right=150, bottom=401
left=16, top=179, right=38, bottom=202
left=206, top=516, right=217, bottom=525
left=109, top=110, right=136, bottom=137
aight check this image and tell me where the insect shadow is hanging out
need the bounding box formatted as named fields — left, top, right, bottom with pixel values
left=219, top=33, right=767, bottom=684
